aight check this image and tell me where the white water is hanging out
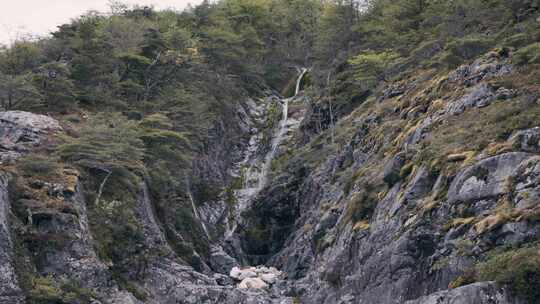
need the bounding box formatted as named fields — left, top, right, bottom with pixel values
left=224, top=68, right=308, bottom=238
left=188, top=190, right=211, bottom=239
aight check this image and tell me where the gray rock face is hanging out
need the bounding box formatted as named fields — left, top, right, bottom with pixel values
left=0, top=111, right=61, bottom=163
left=446, top=83, right=496, bottom=115
left=383, top=152, right=406, bottom=185
left=511, top=127, right=540, bottom=153
left=0, top=173, right=25, bottom=304
left=448, top=57, right=513, bottom=86
left=39, top=182, right=140, bottom=304
left=404, top=282, right=524, bottom=304
left=447, top=152, right=532, bottom=203
left=404, top=166, right=435, bottom=202
left=210, top=245, right=239, bottom=274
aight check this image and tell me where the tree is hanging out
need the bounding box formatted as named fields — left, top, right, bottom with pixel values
left=58, top=112, right=145, bottom=172
left=0, top=73, right=42, bottom=110
left=349, top=50, right=400, bottom=84
left=33, top=62, right=77, bottom=111
left=0, top=41, right=41, bottom=75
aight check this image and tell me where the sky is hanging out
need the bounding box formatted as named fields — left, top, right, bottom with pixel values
left=0, top=0, right=201, bottom=45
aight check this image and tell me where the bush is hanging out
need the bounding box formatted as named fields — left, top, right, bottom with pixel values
left=513, top=43, right=540, bottom=65
left=28, top=276, right=97, bottom=304
left=349, top=50, right=401, bottom=84
left=344, top=183, right=378, bottom=224
left=58, top=112, right=145, bottom=172
left=18, top=155, right=58, bottom=177
left=476, top=246, right=540, bottom=303
left=439, top=36, right=494, bottom=68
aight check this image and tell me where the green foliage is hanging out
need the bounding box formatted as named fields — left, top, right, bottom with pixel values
left=513, top=43, right=540, bottom=65
left=0, top=41, right=42, bottom=74
left=58, top=112, right=144, bottom=172
left=28, top=276, right=63, bottom=304
left=0, top=72, right=42, bottom=110
left=18, top=155, right=59, bottom=177
left=349, top=50, right=400, bottom=84
left=477, top=246, right=540, bottom=303
left=33, top=62, right=77, bottom=111
left=28, top=276, right=96, bottom=304
left=439, top=36, right=494, bottom=68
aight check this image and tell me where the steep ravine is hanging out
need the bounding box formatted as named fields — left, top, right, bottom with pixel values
left=1, top=51, right=539, bottom=304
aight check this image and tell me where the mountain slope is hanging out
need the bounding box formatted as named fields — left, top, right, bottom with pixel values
left=0, top=0, right=539, bottom=303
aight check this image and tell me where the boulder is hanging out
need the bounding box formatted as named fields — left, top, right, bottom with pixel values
left=260, top=273, right=278, bottom=285
left=229, top=266, right=257, bottom=281
left=238, top=277, right=269, bottom=290
left=448, top=152, right=532, bottom=203
left=446, top=83, right=496, bottom=115
left=404, top=166, right=435, bottom=202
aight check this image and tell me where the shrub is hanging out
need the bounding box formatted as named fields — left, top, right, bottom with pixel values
left=344, top=183, right=378, bottom=224
left=18, top=155, right=58, bottom=177
left=439, top=36, right=494, bottom=68
left=58, top=112, right=145, bottom=172
left=513, top=43, right=540, bottom=65
left=349, top=50, right=401, bottom=84
left=28, top=276, right=97, bottom=304
left=28, top=276, right=63, bottom=303
left=476, top=246, right=540, bottom=303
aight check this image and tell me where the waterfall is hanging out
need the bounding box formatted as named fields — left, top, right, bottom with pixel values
left=188, top=190, right=211, bottom=239
left=257, top=96, right=289, bottom=190
left=225, top=68, right=308, bottom=238
left=258, top=68, right=308, bottom=190
left=295, top=68, right=308, bottom=96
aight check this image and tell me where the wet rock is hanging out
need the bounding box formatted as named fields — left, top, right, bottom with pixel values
left=448, top=152, right=532, bottom=203
left=404, top=282, right=524, bottom=304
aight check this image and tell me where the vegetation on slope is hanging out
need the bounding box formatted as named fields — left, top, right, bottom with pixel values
left=1, top=0, right=540, bottom=302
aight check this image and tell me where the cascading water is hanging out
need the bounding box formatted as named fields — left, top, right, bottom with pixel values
left=257, top=68, right=307, bottom=190
left=224, top=68, right=308, bottom=238
left=188, top=190, right=210, bottom=239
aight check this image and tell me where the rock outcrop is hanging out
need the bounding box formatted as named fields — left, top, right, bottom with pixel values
left=404, top=282, right=524, bottom=304
left=0, top=173, right=25, bottom=304
left=0, top=111, right=61, bottom=163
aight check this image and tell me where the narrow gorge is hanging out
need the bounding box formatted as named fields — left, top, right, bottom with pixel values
left=0, top=1, right=540, bottom=304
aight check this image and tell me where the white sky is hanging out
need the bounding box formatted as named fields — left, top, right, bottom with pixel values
left=0, top=0, right=201, bottom=45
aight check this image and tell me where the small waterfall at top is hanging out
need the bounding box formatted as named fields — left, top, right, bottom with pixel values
left=257, top=68, right=308, bottom=190
left=225, top=68, right=308, bottom=239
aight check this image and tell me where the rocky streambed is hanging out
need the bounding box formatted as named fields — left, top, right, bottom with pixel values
left=230, top=266, right=283, bottom=290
